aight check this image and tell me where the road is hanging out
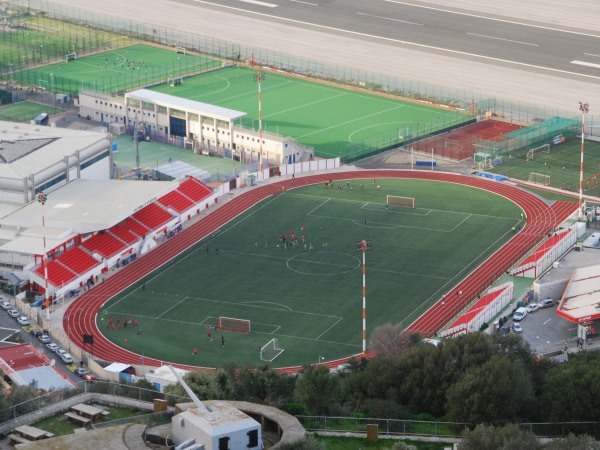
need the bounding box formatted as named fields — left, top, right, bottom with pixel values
left=186, top=0, right=600, bottom=80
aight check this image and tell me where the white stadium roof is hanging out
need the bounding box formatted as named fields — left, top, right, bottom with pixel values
left=0, top=179, right=179, bottom=254
left=126, top=89, right=246, bottom=122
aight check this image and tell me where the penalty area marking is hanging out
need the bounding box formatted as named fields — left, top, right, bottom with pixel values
left=286, top=252, right=361, bottom=275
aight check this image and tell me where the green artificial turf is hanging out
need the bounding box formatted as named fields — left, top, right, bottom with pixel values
left=98, top=178, right=521, bottom=368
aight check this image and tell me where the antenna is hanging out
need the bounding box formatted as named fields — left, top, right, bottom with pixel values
left=167, top=365, right=209, bottom=414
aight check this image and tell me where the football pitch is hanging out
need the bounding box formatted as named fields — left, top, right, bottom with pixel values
left=98, top=179, right=522, bottom=368
left=149, top=66, right=472, bottom=159
left=11, top=44, right=221, bottom=96
left=0, top=101, right=63, bottom=122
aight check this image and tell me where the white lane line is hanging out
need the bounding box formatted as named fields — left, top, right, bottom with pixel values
left=290, top=0, right=318, bottom=5
left=572, top=60, right=600, bottom=69
left=384, top=0, right=600, bottom=39
left=584, top=53, right=600, bottom=58
left=466, top=32, right=538, bottom=47
left=240, top=0, right=278, bottom=7
left=190, top=0, right=600, bottom=81
left=356, top=11, right=423, bottom=26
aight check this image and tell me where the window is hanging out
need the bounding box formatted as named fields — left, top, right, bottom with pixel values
left=247, top=429, right=258, bottom=448
left=218, top=436, right=230, bottom=450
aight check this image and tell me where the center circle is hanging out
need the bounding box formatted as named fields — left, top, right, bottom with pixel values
left=286, top=252, right=361, bottom=275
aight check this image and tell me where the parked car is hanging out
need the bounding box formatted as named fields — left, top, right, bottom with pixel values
left=499, top=326, right=510, bottom=335
left=7, top=309, right=20, bottom=318
left=59, top=352, right=73, bottom=364
left=29, top=328, right=43, bottom=337
left=513, top=322, right=523, bottom=333
left=0, top=301, right=11, bottom=310
left=46, top=343, right=59, bottom=352
left=526, top=303, right=540, bottom=313
left=538, top=298, right=555, bottom=309
left=513, top=307, right=528, bottom=322
left=74, top=368, right=95, bottom=380
left=16, top=316, right=29, bottom=326
left=38, top=335, right=51, bottom=344
left=56, top=349, right=67, bottom=358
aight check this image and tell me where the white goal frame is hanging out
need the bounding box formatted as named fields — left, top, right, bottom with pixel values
left=260, top=338, right=284, bottom=362
left=65, top=52, right=76, bottom=62
left=386, top=195, right=416, bottom=208
left=168, top=76, right=183, bottom=87
left=526, top=144, right=550, bottom=160
left=218, top=316, right=251, bottom=334
left=175, top=46, right=186, bottom=55
left=528, top=172, right=550, bottom=186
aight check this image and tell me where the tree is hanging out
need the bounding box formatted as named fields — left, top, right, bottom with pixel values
left=460, top=424, right=540, bottom=450
left=540, top=352, right=600, bottom=422
left=294, top=366, right=340, bottom=415
left=446, top=355, right=534, bottom=424
left=370, top=323, right=411, bottom=357
left=164, top=369, right=233, bottom=401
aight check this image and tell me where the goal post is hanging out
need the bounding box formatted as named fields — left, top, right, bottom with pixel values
left=168, top=76, right=183, bottom=87
left=526, top=144, right=550, bottom=159
left=65, top=52, right=76, bottom=62
left=260, top=338, right=284, bottom=362
left=528, top=172, right=550, bottom=186
left=386, top=195, right=415, bottom=208
left=175, top=46, right=186, bottom=55
left=218, top=316, right=250, bottom=334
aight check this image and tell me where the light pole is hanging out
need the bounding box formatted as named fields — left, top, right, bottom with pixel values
left=37, top=192, right=50, bottom=321
left=579, top=102, right=589, bottom=218
left=253, top=72, right=266, bottom=180
left=355, top=239, right=372, bottom=354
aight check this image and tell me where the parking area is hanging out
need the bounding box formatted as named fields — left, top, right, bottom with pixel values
left=512, top=304, right=587, bottom=355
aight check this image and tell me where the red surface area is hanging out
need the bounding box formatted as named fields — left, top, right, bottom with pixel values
left=64, top=171, right=577, bottom=372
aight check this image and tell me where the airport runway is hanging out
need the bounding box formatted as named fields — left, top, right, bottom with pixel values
left=35, top=0, right=600, bottom=114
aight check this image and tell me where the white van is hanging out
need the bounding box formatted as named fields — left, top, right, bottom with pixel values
left=513, top=307, right=528, bottom=322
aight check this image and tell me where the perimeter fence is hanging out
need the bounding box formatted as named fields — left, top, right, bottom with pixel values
left=1, top=0, right=599, bottom=162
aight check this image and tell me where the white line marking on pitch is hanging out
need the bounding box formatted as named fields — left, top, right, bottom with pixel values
left=466, top=33, right=538, bottom=46
left=571, top=60, right=600, bottom=69
left=356, top=11, right=423, bottom=26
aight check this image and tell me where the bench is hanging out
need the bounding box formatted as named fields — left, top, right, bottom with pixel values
left=8, top=433, right=30, bottom=445
left=64, top=411, right=91, bottom=426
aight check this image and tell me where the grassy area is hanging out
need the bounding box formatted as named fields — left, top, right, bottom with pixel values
left=99, top=178, right=521, bottom=368
left=31, top=406, right=147, bottom=436
left=150, top=66, right=472, bottom=159
left=314, top=434, right=453, bottom=450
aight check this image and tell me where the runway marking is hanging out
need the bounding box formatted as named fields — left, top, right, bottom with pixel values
left=239, top=0, right=278, bottom=7
left=290, top=0, right=318, bottom=5
left=356, top=12, right=423, bottom=26
left=466, top=32, right=538, bottom=47
left=190, top=0, right=600, bottom=81
left=571, top=60, right=600, bottom=69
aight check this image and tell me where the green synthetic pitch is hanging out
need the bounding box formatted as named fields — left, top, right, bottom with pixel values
left=0, top=101, right=63, bottom=122
left=149, top=66, right=472, bottom=159
left=490, top=139, right=600, bottom=195
left=98, top=179, right=522, bottom=368
left=11, top=44, right=221, bottom=96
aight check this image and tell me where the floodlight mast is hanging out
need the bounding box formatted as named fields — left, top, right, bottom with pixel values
left=578, top=101, right=589, bottom=218
left=356, top=239, right=372, bottom=354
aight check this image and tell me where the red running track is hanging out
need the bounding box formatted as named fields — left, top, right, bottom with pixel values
left=64, top=171, right=577, bottom=372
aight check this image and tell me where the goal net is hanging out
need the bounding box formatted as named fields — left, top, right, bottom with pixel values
left=526, top=144, right=550, bottom=160
left=528, top=172, right=550, bottom=185
left=387, top=195, right=415, bottom=208
left=260, top=338, right=284, bottom=362
left=175, top=46, right=186, bottom=55
left=218, top=316, right=250, bottom=334
left=168, top=76, right=183, bottom=87
left=65, top=52, right=76, bottom=62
